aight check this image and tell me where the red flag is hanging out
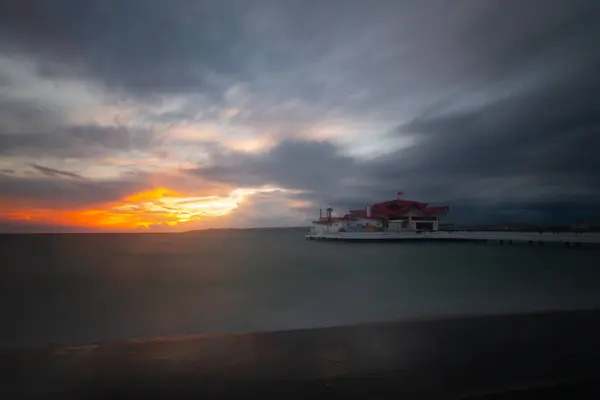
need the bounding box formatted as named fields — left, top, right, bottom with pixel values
left=397, top=191, right=403, bottom=197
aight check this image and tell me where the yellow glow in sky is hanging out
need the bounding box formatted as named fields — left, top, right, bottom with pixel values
left=2, top=186, right=286, bottom=230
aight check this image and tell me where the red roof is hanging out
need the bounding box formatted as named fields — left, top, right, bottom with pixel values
left=368, top=199, right=449, bottom=218
left=373, top=199, right=428, bottom=209
left=314, top=196, right=449, bottom=223
left=370, top=199, right=422, bottom=217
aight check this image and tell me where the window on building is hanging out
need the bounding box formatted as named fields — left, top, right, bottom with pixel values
left=416, top=222, right=434, bottom=230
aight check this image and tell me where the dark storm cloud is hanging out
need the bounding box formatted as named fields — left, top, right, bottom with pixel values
left=0, top=97, right=63, bottom=134
left=195, top=58, right=600, bottom=204
left=193, top=60, right=600, bottom=218
left=226, top=190, right=308, bottom=228
left=0, top=0, right=252, bottom=97
left=191, top=0, right=600, bottom=223
left=196, top=135, right=600, bottom=224
left=192, top=139, right=399, bottom=212
left=196, top=140, right=357, bottom=194
left=397, top=67, right=600, bottom=179
left=0, top=124, right=155, bottom=157
left=30, top=164, right=83, bottom=180
left=0, top=0, right=597, bottom=136
left=1, top=0, right=594, bottom=111
left=0, top=93, right=154, bottom=158
left=0, top=172, right=148, bottom=209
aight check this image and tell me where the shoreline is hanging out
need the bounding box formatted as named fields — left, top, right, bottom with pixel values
left=4, top=308, right=600, bottom=398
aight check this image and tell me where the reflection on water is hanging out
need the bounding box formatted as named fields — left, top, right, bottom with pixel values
left=1, top=230, right=600, bottom=347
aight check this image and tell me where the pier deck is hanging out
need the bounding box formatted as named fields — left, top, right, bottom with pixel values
left=306, top=231, right=600, bottom=245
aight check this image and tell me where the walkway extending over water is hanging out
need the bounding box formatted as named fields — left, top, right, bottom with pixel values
left=306, top=231, right=600, bottom=245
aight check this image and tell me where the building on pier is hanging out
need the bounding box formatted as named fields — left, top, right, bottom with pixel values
left=311, top=193, right=449, bottom=235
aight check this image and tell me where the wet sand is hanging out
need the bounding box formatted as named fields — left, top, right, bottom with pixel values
left=3, top=309, right=600, bottom=398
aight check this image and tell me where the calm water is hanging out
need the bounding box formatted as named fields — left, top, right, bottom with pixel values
left=2, top=230, right=600, bottom=348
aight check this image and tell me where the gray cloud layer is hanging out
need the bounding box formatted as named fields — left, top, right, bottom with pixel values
left=1, top=0, right=600, bottom=227
left=0, top=172, right=148, bottom=209
left=31, top=164, right=84, bottom=180
left=0, top=122, right=154, bottom=158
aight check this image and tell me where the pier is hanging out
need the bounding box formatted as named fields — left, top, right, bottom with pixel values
left=305, top=231, right=600, bottom=246
left=307, top=194, right=600, bottom=247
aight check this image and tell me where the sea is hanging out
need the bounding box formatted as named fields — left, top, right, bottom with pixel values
left=2, top=229, right=600, bottom=349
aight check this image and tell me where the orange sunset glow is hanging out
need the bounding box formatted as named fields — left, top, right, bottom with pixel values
left=2, top=187, right=284, bottom=230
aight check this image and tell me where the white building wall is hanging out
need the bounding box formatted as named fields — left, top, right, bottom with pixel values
left=388, top=220, right=408, bottom=232
left=311, top=218, right=384, bottom=233
left=354, top=218, right=383, bottom=228
left=312, top=224, right=332, bottom=235
left=312, top=221, right=355, bottom=234
left=310, top=205, right=444, bottom=234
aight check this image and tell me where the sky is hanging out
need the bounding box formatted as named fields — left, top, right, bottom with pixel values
left=0, top=0, right=599, bottom=232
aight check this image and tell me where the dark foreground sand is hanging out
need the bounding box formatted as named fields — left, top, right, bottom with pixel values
left=3, top=309, right=600, bottom=398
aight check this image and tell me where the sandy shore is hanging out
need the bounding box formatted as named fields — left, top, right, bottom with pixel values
left=3, top=309, right=600, bottom=398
